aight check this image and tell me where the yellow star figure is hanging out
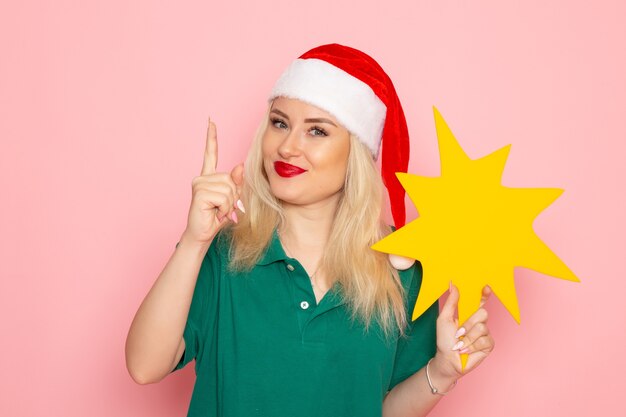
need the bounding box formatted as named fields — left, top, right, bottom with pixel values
left=373, top=107, right=579, bottom=364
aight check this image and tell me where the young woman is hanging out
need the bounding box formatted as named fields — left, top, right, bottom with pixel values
left=125, top=44, right=494, bottom=417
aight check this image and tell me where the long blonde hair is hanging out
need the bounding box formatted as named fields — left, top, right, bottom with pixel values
left=226, top=107, right=407, bottom=336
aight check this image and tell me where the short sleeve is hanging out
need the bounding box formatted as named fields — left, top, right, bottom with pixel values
left=388, top=261, right=438, bottom=390
left=171, top=232, right=224, bottom=372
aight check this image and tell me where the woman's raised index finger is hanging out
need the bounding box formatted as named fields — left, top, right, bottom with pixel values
left=479, top=285, right=492, bottom=307
left=201, top=118, right=218, bottom=175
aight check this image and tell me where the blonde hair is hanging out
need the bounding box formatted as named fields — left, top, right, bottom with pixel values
left=226, top=107, right=407, bottom=336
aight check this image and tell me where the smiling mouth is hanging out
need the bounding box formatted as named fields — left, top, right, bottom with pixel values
left=274, top=161, right=307, bottom=177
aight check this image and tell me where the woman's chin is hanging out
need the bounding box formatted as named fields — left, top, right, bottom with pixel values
left=274, top=193, right=339, bottom=208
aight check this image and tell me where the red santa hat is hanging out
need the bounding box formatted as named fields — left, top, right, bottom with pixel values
left=269, top=43, right=410, bottom=230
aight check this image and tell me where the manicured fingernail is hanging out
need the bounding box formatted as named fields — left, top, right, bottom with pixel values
left=231, top=211, right=238, bottom=223
left=455, top=327, right=466, bottom=338
left=452, top=341, right=464, bottom=351
left=236, top=199, right=246, bottom=213
left=459, top=348, right=470, bottom=354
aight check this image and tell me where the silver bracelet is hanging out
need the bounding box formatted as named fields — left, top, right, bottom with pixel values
left=426, top=358, right=457, bottom=395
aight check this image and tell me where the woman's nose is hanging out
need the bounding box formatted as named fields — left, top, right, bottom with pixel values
left=277, top=129, right=302, bottom=159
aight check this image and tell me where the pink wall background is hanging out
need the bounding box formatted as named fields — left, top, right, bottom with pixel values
left=1, top=0, right=624, bottom=415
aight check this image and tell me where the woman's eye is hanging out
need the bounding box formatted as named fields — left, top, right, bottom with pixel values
left=271, top=118, right=288, bottom=129
left=310, top=126, right=328, bottom=137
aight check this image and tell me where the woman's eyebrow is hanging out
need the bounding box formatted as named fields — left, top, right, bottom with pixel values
left=304, top=117, right=337, bottom=127
left=270, top=109, right=337, bottom=127
left=270, top=109, right=289, bottom=119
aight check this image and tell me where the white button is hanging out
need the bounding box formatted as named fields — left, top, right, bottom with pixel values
left=300, top=301, right=310, bottom=310
left=286, top=264, right=295, bottom=271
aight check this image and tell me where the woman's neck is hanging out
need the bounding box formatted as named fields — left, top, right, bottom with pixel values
left=278, top=198, right=338, bottom=301
left=279, top=197, right=338, bottom=252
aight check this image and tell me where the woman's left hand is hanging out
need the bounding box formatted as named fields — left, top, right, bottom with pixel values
left=382, top=285, right=495, bottom=415
left=430, top=284, right=495, bottom=383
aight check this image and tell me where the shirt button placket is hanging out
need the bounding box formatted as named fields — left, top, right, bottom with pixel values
left=287, top=265, right=311, bottom=310
left=285, top=261, right=314, bottom=337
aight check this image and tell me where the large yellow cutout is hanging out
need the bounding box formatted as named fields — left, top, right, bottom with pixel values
left=373, top=107, right=579, bottom=365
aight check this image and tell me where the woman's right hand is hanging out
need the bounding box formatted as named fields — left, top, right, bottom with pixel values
left=181, top=119, right=245, bottom=247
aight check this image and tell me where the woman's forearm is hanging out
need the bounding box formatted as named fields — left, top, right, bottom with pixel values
left=383, top=356, right=458, bottom=417
left=125, top=232, right=210, bottom=384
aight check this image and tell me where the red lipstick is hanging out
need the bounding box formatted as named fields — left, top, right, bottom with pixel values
left=274, top=161, right=307, bottom=178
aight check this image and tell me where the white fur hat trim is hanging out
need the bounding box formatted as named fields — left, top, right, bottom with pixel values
left=269, top=58, right=387, bottom=158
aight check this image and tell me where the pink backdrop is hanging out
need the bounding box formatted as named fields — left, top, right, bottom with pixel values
left=1, top=1, right=624, bottom=416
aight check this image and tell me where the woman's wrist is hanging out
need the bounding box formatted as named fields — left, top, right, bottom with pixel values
left=427, top=354, right=461, bottom=393
left=177, top=230, right=213, bottom=254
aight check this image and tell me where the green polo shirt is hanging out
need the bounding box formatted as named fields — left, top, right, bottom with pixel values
left=172, top=227, right=438, bottom=417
